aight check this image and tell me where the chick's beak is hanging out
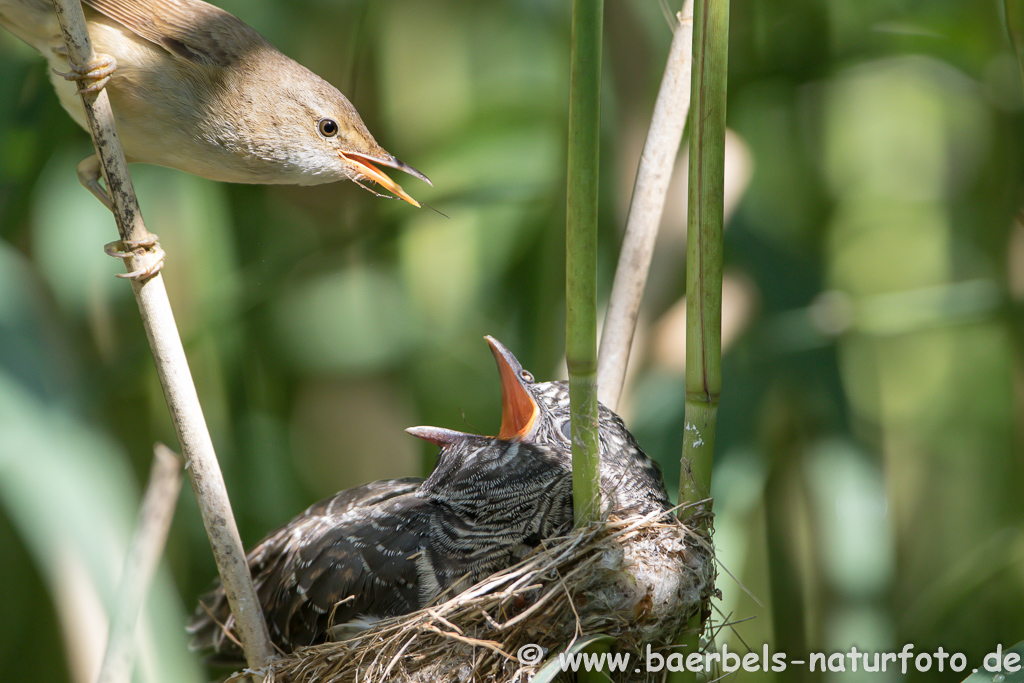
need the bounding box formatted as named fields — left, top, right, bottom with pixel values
left=485, top=336, right=539, bottom=440
left=339, top=151, right=432, bottom=208
left=406, top=425, right=469, bottom=446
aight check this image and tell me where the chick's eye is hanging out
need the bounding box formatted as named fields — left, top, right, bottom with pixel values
left=560, top=420, right=572, bottom=441
left=318, top=118, right=339, bottom=137
left=520, top=370, right=534, bottom=383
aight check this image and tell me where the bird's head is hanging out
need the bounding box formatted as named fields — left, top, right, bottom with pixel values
left=263, top=66, right=431, bottom=204
left=485, top=336, right=572, bottom=447
left=483, top=336, right=673, bottom=516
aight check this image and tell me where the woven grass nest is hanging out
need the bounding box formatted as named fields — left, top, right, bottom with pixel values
left=238, top=508, right=715, bottom=683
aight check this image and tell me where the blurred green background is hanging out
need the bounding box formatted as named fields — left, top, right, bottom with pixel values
left=2, top=0, right=1023, bottom=681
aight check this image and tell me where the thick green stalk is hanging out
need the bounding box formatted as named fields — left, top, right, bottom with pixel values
left=566, top=0, right=603, bottom=526
left=678, top=0, right=727, bottom=526
left=672, top=0, right=728, bottom=681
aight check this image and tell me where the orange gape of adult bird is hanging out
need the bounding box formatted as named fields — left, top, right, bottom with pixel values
left=0, top=0, right=430, bottom=207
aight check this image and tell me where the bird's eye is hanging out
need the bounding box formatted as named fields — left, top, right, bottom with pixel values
left=560, top=420, right=572, bottom=441
left=318, top=118, right=339, bottom=137
left=520, top=370, right=534, bottom=383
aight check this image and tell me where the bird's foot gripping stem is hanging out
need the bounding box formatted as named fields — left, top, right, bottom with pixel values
left=53, top=53, right=117, bottom=94
left=105, top=233, right=166, bottom=282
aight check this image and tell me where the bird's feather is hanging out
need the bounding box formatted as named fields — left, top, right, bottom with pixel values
left=82, top=0, right=268, bottom=67
left=188, top=439, right=574, bottom=663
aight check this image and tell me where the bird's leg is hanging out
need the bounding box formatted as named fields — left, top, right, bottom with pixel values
left=76, top=154, right=113, bottom=209
left=55, top=47, right=119, bottom=209
left=52, top=52, right=117, bottom=94
left=72, top=125, right=162, bottom=279
left=79, top=158, right=163, bottom=279
left=105, top=233, right=166, bottom=281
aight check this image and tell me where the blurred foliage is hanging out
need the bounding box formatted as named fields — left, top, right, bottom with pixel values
left=1, top=1, right=1023, bottom=682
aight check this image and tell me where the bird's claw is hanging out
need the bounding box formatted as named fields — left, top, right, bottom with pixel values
left=104, top=234, right=165, bottom=281
left=53, top=53, right=117, bottom=94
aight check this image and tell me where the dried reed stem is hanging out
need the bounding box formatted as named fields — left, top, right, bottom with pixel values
left=48, top=0, right=275, bottom=673
left=598, top=1, right=695, bottom=412
left=96, top=445, right=183, bottom=683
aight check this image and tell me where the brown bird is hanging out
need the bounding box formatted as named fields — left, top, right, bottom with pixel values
left=484, top=336, right=672, bottom=517
left=187, top=431, right=572, bottom=661
left=0, top=0, right=430, bottom=207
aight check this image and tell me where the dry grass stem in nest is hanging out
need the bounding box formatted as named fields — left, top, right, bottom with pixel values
left=239, top=507, right=715, bottom=683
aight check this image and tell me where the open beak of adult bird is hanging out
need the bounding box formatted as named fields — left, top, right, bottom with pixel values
left=485, top=336, right=540, bottom=441
left=340, top=151, right=432, bottom=207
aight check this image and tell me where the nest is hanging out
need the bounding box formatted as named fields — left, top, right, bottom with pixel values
left=243, top=508, right=715, bottom=683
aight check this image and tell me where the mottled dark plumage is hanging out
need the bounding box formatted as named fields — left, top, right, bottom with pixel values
left=486, top=336, right=672, bottom=516
left=188, top=435, right=572, bottom=660
left=188, top=338, right=667, bottom=662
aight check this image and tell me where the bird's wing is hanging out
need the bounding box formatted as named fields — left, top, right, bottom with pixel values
left=267, top=478, right=424, bottom=534
left=257, top=494, right=434, bottom=650
left=82, top=0, right=269, bottom=67
left=187, top=478, right=423, bottom=661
